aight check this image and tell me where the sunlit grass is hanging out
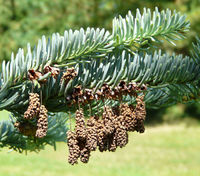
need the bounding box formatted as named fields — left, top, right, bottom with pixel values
left=0, top=110, right=10, bottom=120
left=0, top=125, right=200, bottom=176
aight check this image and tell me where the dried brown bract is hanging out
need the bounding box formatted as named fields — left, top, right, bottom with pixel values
left=118, top=80, right=128, bottom=95
left=67, top=81, right=147, bottom=106
left=72, top=86, right=83, bottom=104
left=95, top=90, right=103, bottom=100
left=83, top=89, right=94, bottom=104
left=101, top=83, right=112, bottom=99
left=44, top=66, right=60, bottom=79
left=127, top=82, right=137, bottom=96
left=62, top=67, right=77, bottom=83
left=28, top=69, right=43, bottom=81
left=112, top=87, right=121, bottom=100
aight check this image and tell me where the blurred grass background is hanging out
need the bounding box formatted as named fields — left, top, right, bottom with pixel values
left=0, top=0, right=200, bottom=175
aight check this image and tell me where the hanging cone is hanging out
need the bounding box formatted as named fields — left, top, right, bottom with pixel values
left=96, top=119, right=108, bottom=152
left=102, top=106, right=115, bottom=135
left=86, top=116, right=98, bottom=151
left=67, top=131, right=80, bottom=165
left=107, top=132, right=117, bottom=152
left=80, top=147, right=91, bottom=163
left=113, top=115, right=129, bottom=148
left=120, top=103, right=137, bottom=132
left=75, top=109, right=87, bottom=140
left=35, top=105, right=48, bottom=138
left=134, top=95, right=146, bottom=133
left=24, top=93, right=40, bottom=119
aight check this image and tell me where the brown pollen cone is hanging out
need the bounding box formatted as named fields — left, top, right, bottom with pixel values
left=120, top=103, right=137, bottom=132
left=134, top=95, right=146, bottom=133
left=75, top=109, right=87, bottom=140
left=102, top=106, right=116, bottom=138
left=35, top=105, right=48, bottom=138
left=96, top=119, right=108, bottom=152
left=24, top=93, right=40, bottom=120
left=115, top=127, right=128, bottom=148
left=80, top=147, right=91, bottom=164
left=113, top=115, right=129, bottom=148
left=76, top=134, right=91, bottom=164
left=67, top=131, right=80, bottom=165
left=107, top=132, right=117, bottom=152
left=86, top=116, right=98, bottom=151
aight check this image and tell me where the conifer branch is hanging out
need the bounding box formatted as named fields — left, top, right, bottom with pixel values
left=0, top=113, right=68, bottom=152
left=112, top=7, right=190, bottom=47
left=0, top=7, right=199, bottom=152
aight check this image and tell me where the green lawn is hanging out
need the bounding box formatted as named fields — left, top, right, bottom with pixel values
left=0, top=110, right=10, bottom=120
left=0, top=124, right=200, bottom=176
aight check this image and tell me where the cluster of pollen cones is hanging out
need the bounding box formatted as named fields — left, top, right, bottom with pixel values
left=15, top=66, right=147, bottom=165
left=15, top=93, right=48, bottom=138
left=14, top=67, right=77, bottom=138
left=67, top=95, right=146, bottom=165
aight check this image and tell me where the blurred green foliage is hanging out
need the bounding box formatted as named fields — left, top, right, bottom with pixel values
left=0, top=0, right=200, bottom=122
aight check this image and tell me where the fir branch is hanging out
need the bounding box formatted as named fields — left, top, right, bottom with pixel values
left=0, top=112, right=68, bottom=152
left=0, top=8, right=190, bottom=93
left=112, top=7, right=190, bottom=47
left=191, top=36, right=200, bottom=64
left=0, top=8, right=198, bottom=152
left=1, top=48, right=200, bottom=113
